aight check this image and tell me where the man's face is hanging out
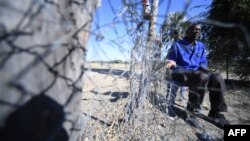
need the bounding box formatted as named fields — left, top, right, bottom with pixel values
left=187, top=24, right=201, bottom=40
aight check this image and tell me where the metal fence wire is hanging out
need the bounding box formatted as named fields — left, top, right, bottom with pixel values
left=82, top=0, right=211, bottom=140
left=0, top=0, right=98, bottom=141
left=1, top=0, right=250, bottom=141
left=82, top=0, right=250, bottom=141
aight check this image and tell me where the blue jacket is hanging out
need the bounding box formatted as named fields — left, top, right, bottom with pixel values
left=167, top=38, right=208, bottom=71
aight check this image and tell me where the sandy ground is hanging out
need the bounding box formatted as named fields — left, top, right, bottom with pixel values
left=81, top=63, right=250, bottom=141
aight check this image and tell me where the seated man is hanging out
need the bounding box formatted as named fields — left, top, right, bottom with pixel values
left=165, top=22, right=229, bottom=128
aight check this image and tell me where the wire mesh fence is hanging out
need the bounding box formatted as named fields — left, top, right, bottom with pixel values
left=82, top=0, right=211, bottom=140
left=0, top=0, right=250, bottom=141
left=0, top=0, right=98, bottom=140
left=82, top=0, right=250, bottom=141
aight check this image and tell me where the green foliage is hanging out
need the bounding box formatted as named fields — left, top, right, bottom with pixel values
left=161, top=12, right=191, bottom=43
left=207, top=0, right=250, bottom=80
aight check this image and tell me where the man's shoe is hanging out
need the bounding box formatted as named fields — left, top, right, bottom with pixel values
left=208, top=111, right=229, bottom=128
left=186, top=107, right=202, bottom=116
left=193, top=108, right=202, bottom=115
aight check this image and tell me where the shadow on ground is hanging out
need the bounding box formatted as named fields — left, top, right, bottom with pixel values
left=103, top=91, right=129, bottom=102
left=225, top=79, right=250, bottom=87
left=148, top=91, right=224, bottom=141
left=0, top=94, right=68, bottom=141
left=148, top=92, right=187, bottom=120
left=89, top=90, right=129, bottom=102
left=85, top=68, right=130, bottom=78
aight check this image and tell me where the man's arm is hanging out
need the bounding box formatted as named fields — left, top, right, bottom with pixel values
left=166, top=43, right=177, bottom=69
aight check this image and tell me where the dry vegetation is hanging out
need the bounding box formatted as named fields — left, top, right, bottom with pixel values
left=81, top=63, right=250, bottom=141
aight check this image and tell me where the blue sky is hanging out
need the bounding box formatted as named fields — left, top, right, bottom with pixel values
left=86, top=0, right=212, bottom=62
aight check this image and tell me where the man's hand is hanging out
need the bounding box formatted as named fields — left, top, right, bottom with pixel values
left=166, top=60, right=176, bottom=69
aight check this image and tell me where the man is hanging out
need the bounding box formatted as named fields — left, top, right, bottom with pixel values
left=166, top=22, right=229, bottom=128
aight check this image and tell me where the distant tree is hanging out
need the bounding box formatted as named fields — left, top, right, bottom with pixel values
left=159, top=12, right=191, bottom=61
left=206, top=0, right=250, bottom=80
left=161, top=12, right=191, bottom=44
left=111, top=60, right=124, bottom=64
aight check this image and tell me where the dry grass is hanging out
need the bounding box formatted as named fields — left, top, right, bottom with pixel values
left=81, top=63, right=250, bottom=141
